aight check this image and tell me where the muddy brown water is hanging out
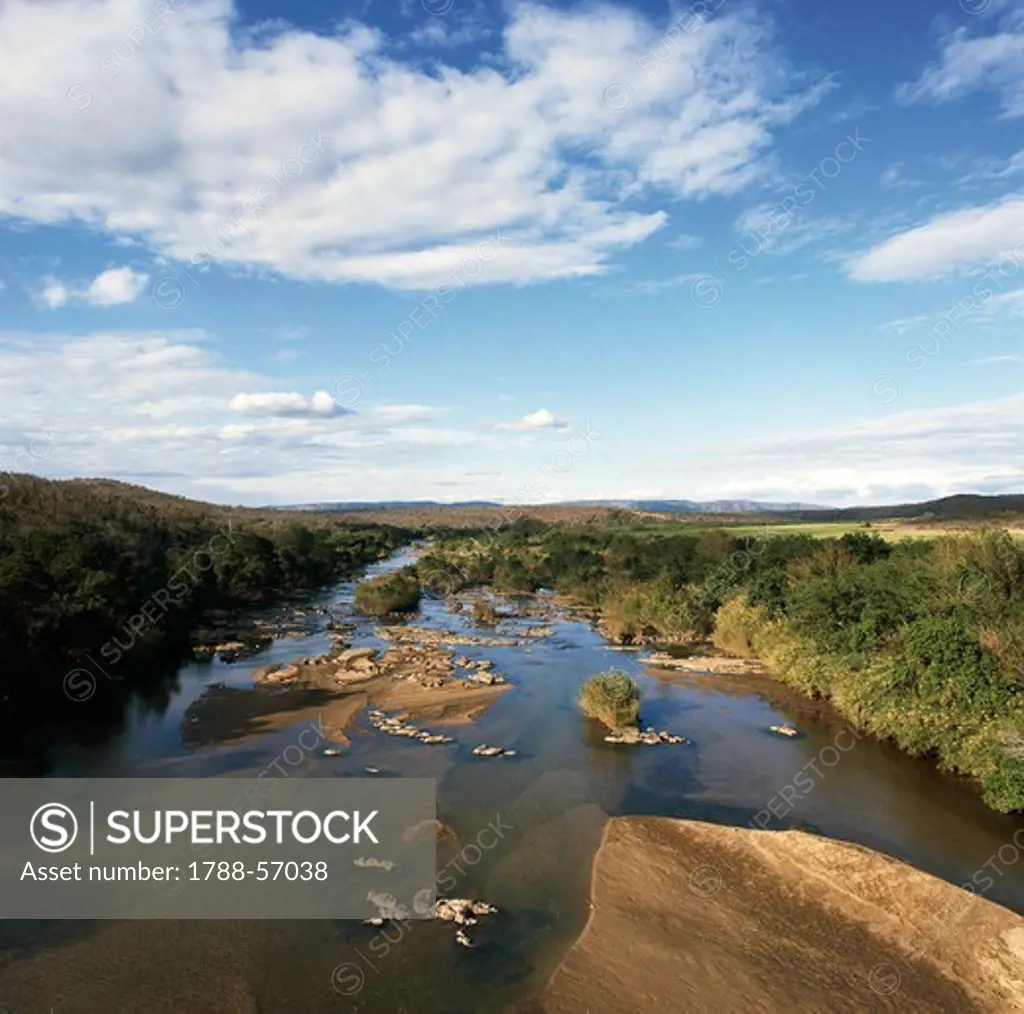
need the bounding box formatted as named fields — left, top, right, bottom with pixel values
left=1, top=548, right=1022, bottom=1013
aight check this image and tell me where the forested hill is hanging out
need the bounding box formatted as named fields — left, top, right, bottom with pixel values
left=777, top=494, right=1024, bottom=523
left=0, top=475, right=409, bottom=700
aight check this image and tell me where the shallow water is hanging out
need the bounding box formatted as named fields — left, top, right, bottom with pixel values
left=2, top=548, right=1023, bottom=1013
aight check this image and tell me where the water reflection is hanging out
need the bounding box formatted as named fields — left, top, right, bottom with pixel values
left=0, top=547, right=1022, bottom=1013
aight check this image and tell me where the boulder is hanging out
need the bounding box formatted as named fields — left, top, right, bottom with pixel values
left=472, top=744, right=514, bottom=757
left=434, top=898, right=498, bottom=924
left=604, top=728, right=641, bottom=745
left=604, top=727, right=688, bottom=746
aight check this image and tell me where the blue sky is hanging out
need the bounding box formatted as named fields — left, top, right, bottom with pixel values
left=1, top=0, right=1023, bottom=506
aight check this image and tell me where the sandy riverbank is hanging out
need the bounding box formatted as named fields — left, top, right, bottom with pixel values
left=534, top=817, right=1024, bottom=1013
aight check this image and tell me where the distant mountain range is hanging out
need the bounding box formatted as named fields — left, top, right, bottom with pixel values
left=562, top=499, right=831, bottom=513
left=284, top=500, right=508, bottom=512
left=284, top=493, right=1024, bottom=521
left=284, top=498, right=829, bottom=514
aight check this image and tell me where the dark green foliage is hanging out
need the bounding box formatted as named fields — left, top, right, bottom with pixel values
left=354, top=569, right=421, bottom=615
left=492, top=557, right=537, bottom=593
left=980, top=754, right=1024, bottom=813
left=505, top=517, right=551, bottom=542
left=212, top=532, right=283, bottom=604
left=839, top=531, right=893, bottom=565
left=787, top=556, right=933, bottom=657
left=0, top=475, right=407, bottom=692
left=746, top=567, right=789, bottom=618
left=885, top=618, right=1011, bottom=721
left=416, top=557, right=468, bottom=597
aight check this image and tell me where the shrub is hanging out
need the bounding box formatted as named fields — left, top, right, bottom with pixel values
left=354, top=569, right=421, bottom=616
left=493, top=557, right=538, bottom=593
left=416, top=558, right=467, bottom=597
left=980, top=752, right=1024, bottom=813
left=601, top=583, right=650, bottom=642
left=578, top=669, right=640, bottom=730
left=472, top=600, right=499, bottom=626
left=885, top=617, right=1011, bottom=721
left=746, top=567, right=789, bottom=618
left=787, top=558, right=929, bottom=657
left=839, top=531, right=893, bottom=565
left=713, top=596, right=767, bottom=657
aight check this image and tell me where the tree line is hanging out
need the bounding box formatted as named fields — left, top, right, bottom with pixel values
left=0, top=476, right=409, bottom=705
left=417, top=519, right=1024, bottom=812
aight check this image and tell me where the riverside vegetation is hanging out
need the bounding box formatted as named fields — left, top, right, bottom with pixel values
left=353, top=568, right=422, bottom=616
left=417, top=520, right=1024, bottom=812
left=0, top=476, right=409, bottom=704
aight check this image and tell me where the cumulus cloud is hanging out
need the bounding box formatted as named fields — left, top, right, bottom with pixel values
left=495, top=408, right=567, bottom=431
left=0, top=330, right=519, bottom=503
left=0, top=0, right=824, bottom=290
left=845, top=197, right=1024, bottom=281
left=38, top=278, right=71, bottom=309
left=228, top=390, right=343, bottom=418
left=35, top=266, right=149, bottom=308
left=85, top=266, right=150, bottom=306
left=897, top=16, right=1024, bottom=119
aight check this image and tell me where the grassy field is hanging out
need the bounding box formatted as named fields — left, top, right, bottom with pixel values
left=680, top=520, right=1024, bottom=541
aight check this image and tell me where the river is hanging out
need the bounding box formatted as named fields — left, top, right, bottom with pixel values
left=1, top=546, right=1022, bottom=1013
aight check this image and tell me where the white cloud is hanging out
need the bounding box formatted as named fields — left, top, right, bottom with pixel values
left=897, top=18, right=1024, bottom=119
left=228, top=390, right=343, bottom=417
left=971, top=354, right=1024, bottom=365
left=38, top=277, right=71, bottom=309
left=845, top=196, right=1024, bottom=281
left=0, top=0, right=824, bottom=290
left=495, top=408, right=567, bottom=430
left=86, top=266, right=149, bottom=306
left=657, top=393, right=1024, bottom=505
left=0, top=330, right=512, bottom=502
left=34, top=266, right=149, bottom=308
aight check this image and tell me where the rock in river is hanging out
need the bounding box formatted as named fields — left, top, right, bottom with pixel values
left=472, top=744, right=516, bottom=757
left=604, top=728, right=688, bottom=746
